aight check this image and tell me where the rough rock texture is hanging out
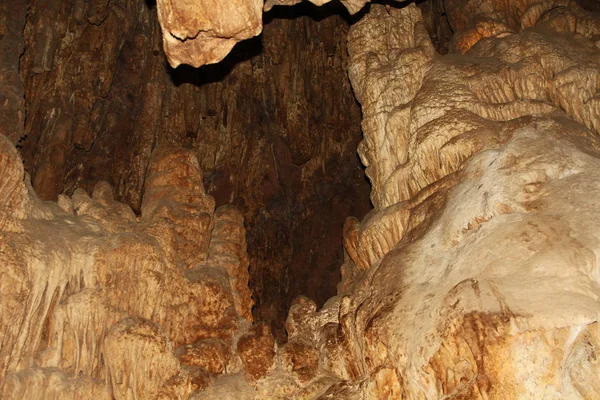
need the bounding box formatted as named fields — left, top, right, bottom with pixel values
left=15, top=0, right=371, bottom=340
left=263, top=0, right=368, bottom=16
left=157, top=0, right=263, bottom=67
left=3, top=0, right=600, bottom=398
left=156, top=0, right=372, bottom=68
left=0, top=0, right=27, bottom=144
left=0, top=139, right=253, bottom=398
left=331, top=2, right=600, bottom=398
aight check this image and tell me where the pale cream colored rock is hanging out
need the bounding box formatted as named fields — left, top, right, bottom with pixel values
left=158, top=0, right=373, bottom=67
left=186, top=3, right=600, bottom=398
left=0, top=141, right=254, bottom=398
left=157, top=0, right=263, bottom=67
left=142, top=146, right=215, bottom=269
left=330, top=3, right=600, bottom=398
left=2, top=367, right=112, bottom=400
left=4, top=0, right=600, bottom=398
left=104, top=317, right=180, bottom=400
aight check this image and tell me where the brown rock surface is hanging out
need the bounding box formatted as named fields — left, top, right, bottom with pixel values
left=156, top=0, right=374, bottom=68
left=175, top=338, right=232, bottom=374
left=237, top=323, right=277, bottom=382
left=0, top=0, right=26, bottom=144
left=0, top=140, right=251, bottom=398
left=14, top=0, right=371, bottom=341
left=3, top=0, right=600, bottom=398
left=280, top=339, right=319, bottom=382
left=328, top=2, right=600, bottom=398
left=192, top=1, right=600, bottom=397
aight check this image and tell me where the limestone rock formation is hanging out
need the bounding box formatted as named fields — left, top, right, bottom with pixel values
left=0, top=140, right=253, bottom=399
left=156, top=0, right=372, bottom=68
left=335, top=2, right=600, bottom=397
left=157, top=0, right=263, bottom=67
left=263, top=0, right=367, bottom=16
left=15, top=0, right=371, bottom=340
left=3, top=0, right=600, bottom=398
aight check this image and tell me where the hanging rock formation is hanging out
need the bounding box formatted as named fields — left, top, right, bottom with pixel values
left=156, top=0, right=263, bottom=67
left=334, top=2, right=600, bottom=397
left=156, top=0, right=371, bottom=67
left=13, top=0, right=371, bottom=341
left=2, top=0, right=600, bottom=399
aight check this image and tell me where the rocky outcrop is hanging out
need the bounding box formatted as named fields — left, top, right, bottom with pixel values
left=198, top=2, right=600, bottom=397
left=157, top=0, right=263, bottom=67
left=332, top=2, right=600, bottom=397
left=156, top=0, right=371, bottom=68
left=15, top=0, right=371, bottom=339
left=0, top=140, right=253, bottom=398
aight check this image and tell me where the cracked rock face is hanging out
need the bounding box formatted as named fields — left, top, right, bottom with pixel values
left=157, top=0, right=263, bottom=67
left=3, top=0, right=600, bottom=398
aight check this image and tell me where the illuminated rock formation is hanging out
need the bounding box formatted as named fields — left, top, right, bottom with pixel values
left=0, top=140, right=252, bottom=399
left=335, top=2, right=600, bottom=397
left=2, top=0, right=600, bottom=398
left=14, top=0, right=371, bottom=340
left=156, top=0, right=370, bottom=67
left=157, top=0, right=263, bottom=67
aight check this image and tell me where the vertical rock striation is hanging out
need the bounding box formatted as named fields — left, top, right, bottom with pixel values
left=327, top=2, right=600, bottom=397
left=14, top=0, right=371, bottom=339
left=3, top=0, right=600, bottom=398
left=0, top=139, right=253, bottom=398
left=157, top=0, right=263, bottom=67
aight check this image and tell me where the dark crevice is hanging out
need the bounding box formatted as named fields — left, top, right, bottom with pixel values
left=13, top=0, right=373, bottom=344
left=168, top=37, right=263, bottom=87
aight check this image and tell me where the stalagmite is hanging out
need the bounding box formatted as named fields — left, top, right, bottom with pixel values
left=0, top=140, right=255, bottom=398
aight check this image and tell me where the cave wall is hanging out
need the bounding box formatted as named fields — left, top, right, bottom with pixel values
left=3, top=0, right=600, bottom=398
left=12, top=0, right=371, bottom=340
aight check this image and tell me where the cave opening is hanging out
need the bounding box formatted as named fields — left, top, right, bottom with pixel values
left=15, top=0, right=373, bottom=342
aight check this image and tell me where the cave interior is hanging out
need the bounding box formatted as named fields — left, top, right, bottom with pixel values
left=2, top=0, right=600, bottom=398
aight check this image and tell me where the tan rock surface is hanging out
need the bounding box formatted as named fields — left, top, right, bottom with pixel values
left=186, top=1, right=600, bottom=397
left=157, top=0, right=263, bottom=67
left=159, top=0, right=373, bottom=68
left=330, top=2, right=600, bottom=397
left=15, top=0, right=372, bottom=340
left=0, top=139, right=253, bottom=398
left=3, top=0, right=600, bottom=398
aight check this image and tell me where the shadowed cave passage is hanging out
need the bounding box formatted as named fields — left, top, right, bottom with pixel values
left=16, top=0, right=372, bottom=342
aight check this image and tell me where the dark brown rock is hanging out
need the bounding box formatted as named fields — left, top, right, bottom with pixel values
left=12, top=0, right=371, bottom=342
left=237, top=323, right=276, bottom=382
left=0, top=0, right=27, bottom=144
left=281, top=339, right=319, bottom=383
